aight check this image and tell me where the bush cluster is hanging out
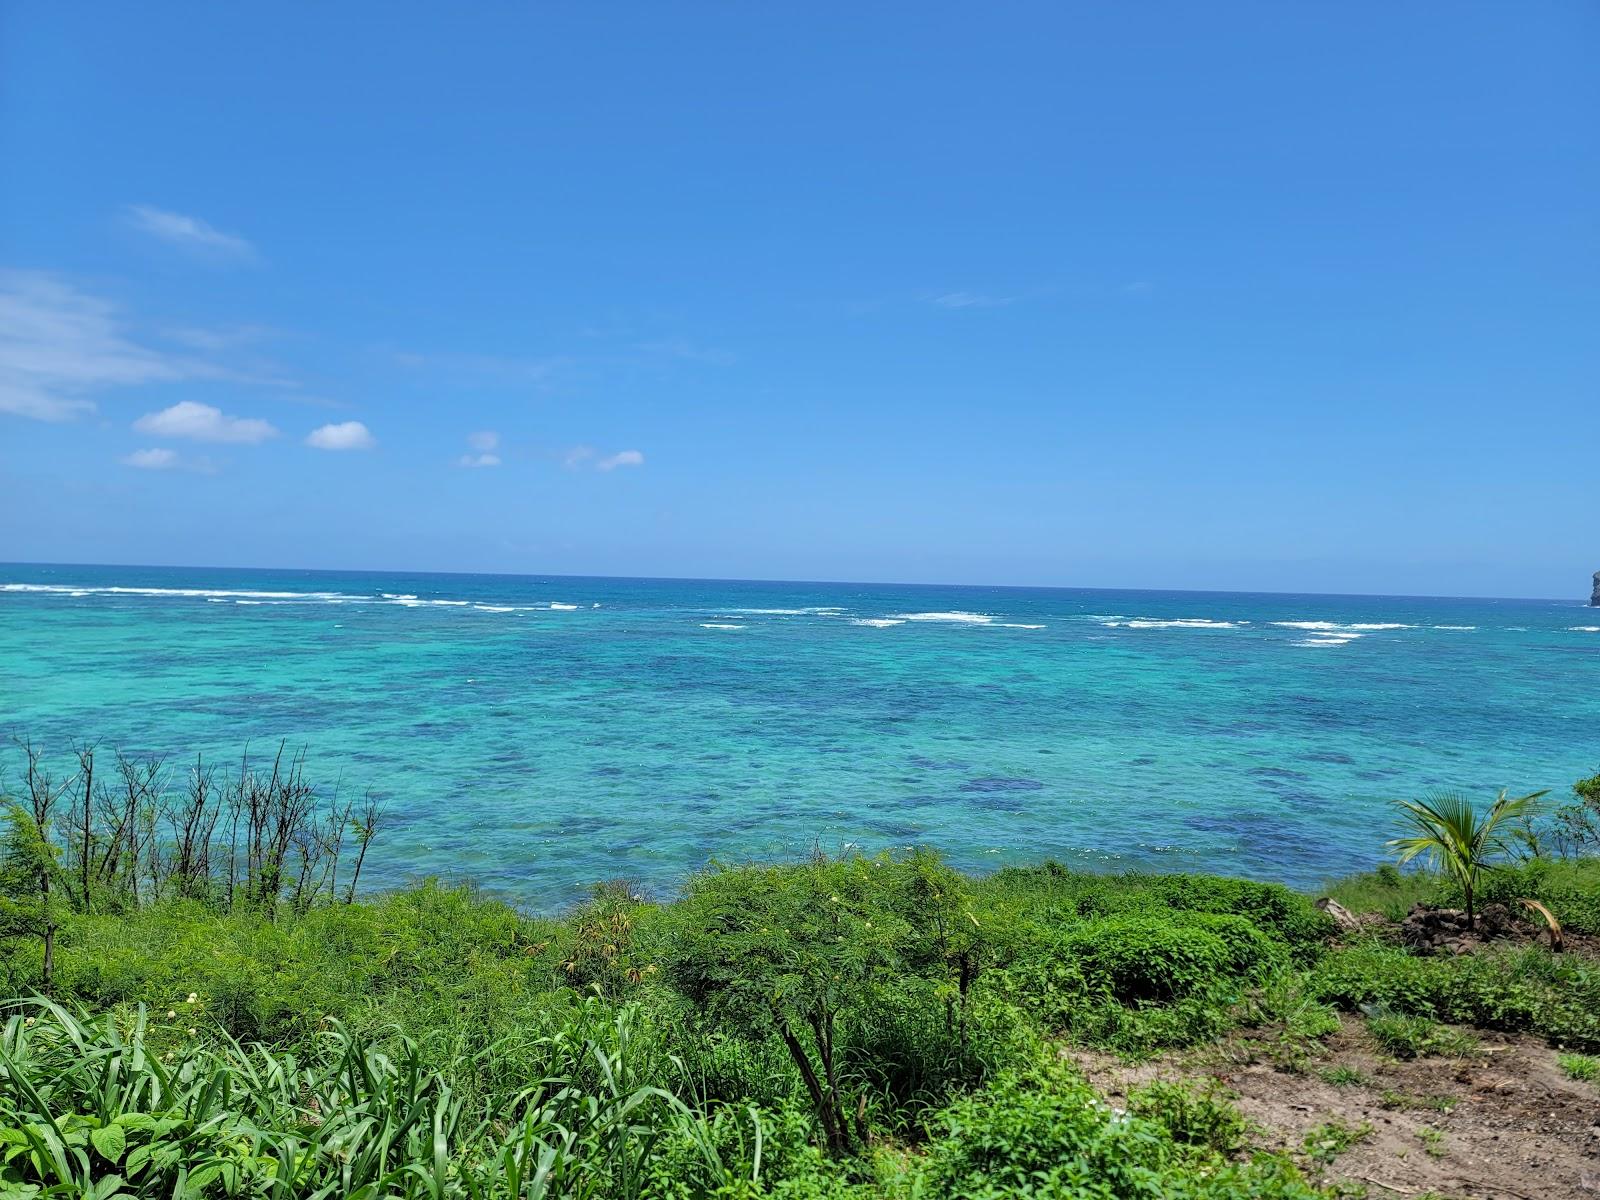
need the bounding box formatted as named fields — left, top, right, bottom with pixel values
left=2, top=845, right=1596, bottom=1197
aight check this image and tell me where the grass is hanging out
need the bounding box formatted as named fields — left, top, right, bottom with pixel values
left=1415, top=1126, right=1447, bottom=1158
left=1318, top=1065, right=1365, bottom=1087
left=1558, top=1052, right=1599, bottom=1083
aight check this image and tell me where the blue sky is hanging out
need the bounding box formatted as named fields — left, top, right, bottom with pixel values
left=1, top=3, right=1595, bottom=597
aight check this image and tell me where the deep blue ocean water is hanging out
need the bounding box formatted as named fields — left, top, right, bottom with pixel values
left=3, top=563, right=1597, bottom=908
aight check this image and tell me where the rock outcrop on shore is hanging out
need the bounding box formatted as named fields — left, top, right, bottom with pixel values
left=1592, top=570, right=1600, bottom=606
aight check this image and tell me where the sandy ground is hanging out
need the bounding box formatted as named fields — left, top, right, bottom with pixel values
left=1067, top=1019, right=1600, bottom=1199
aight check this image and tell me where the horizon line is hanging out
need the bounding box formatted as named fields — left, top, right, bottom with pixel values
left=1, top=559, right=1587, bottom=606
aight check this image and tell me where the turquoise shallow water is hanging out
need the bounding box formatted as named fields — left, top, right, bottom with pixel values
left=2, top=563, right=1597, bottom=908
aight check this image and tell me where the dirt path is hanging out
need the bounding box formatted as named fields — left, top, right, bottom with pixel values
left=1067, top=1020, right=1600, bottom=1198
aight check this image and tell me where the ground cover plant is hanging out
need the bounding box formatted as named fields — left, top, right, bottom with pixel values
left=4, top=748, right=1599, bottom=1196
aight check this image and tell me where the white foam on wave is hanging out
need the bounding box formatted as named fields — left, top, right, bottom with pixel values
left=1433, top=625, right=1476, bottom=631
left=1102, top=617, right=1241, bottom=629
left=473, top=604, right=517, bottom=613
left=700, top=622, right=745, bottom=630
left=1571, top=626, right=1600, bottom=633
left=1296, top=635, right=1355, bottom=647
left=3, top=582, right=360, bottom=602
left=1273, top=621, right=1412, bottom=632
left=384, top=596, right=470, bottom=608
left=548, top=602, right=579, bottom=611
left=850, top=618, right=906, bottom=628
left=725, top=606, right=845, bottom=616
left=894, top=611, right=995, bottom=624
left=996, top=623, right=1046, bottom=629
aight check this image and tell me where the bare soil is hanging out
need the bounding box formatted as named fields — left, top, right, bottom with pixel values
left=1067, top=1019, right=1600, bottom=1198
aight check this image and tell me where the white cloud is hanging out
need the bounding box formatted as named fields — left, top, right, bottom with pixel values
left=121, top=448, right=180, bottom=470
left=0, top=270, right=205, bottom=421
left=119, top=447, right=218, bottom=474
left=563, top=445, right=643, bottom=472
left=306, top=420, right=375, bottom=451
left=134, top=400, right=278, bottom=444
left=125, top=206, right=255, bottom=260
left=456, top=453, right=501, bottom=468
left=466, top=430, right=500, bottom=452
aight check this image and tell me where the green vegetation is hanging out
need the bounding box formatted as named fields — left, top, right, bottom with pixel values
left=1317, top=1066, right=1364, bottom=1087
left=1558, top=1052, right=1599, bottom=1083
left=1126, top=1078, right=1250, bottom=1155
left=1387, top=788, right=1545, bottom=929
left=3, top=751, right=1599, bottom=1197
left=1414, top=1126, right=1446, bottom=1158
left=1363, top=1012, right=1477, bottom=1061
left=1300, top=1120, right=1372, bottom=1165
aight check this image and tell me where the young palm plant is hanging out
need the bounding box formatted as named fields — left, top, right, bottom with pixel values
left=1388, top=789, right=1546, bottom=929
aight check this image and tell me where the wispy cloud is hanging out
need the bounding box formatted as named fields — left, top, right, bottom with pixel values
left=1120, top=280, right=1153, bottom=297
left=120, top=447, right=218, bottom=474
left=392, top=349, right=565, bottom=385
left=125, top=205, right=256, bottom=261
left=121, top=448, right=180, bottom=470
left=456, top=430, right=501, bottom=468
left=637, top=338, right=736, bottom=366
left=0, top=270, right=214, bottom=422
left=922, top=291, right=1017, bottom=310
left=596, top=449, right=644, bottom=471
left=563, top=445, right=644, bottom=472
left=134, top=400, right=278, bottom=444
left=306, top=420, right=375, bottom=451
left=161, top=323, right=277, bottom=352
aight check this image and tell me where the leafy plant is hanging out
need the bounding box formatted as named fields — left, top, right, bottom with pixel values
left=1126, top=1077, right=1249, bottom=1154
left=1301, top=1118, right=1373, bottom=1164
left=1318, top=1065, right=1364, bottom=1087
left=1388, top=789, right=1546, bottom=929
left=659, top=855, right=915, bottom=1156
left=1558, top=1052, right=1599, bottom=1083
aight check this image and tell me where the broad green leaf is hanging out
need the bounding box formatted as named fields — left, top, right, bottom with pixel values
left=90, top=1124, right=126, bottom=1164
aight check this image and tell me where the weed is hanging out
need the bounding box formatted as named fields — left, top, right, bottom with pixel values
left=1558, top=1052, right=1599, bottom=1083
left=1416, top=1125, right=1447, bottom=1158
left=1127, top=1077, right=1250, bottom=1154
left=1302, top=1118, right=1374, bottom=1164
left=1319, top=1065, right=1365, bottom=1086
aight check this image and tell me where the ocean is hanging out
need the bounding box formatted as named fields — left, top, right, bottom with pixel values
left=3, top=563, right=1597, bottom=908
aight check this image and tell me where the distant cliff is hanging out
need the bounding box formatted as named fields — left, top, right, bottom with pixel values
left=1592, top=571, right=1600, bottom=607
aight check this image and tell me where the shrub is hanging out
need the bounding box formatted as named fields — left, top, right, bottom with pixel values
left=1309, top=942, right=1600, bottom=1051
left=1059, top=915, right=1236, bottom=1005
left=658, top=855, right=920, bottom=1156
left=914, top=1064, right=1321, bottom=1199
left=1126, top=1078, right=1249, bottom=1154
left=1365, top=1011, right=1431, bottom=1058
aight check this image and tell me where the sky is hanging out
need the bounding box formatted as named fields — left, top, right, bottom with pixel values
left=1, top=3, right=1596, bottom=598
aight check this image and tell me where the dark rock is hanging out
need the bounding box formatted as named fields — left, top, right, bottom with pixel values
left=1477, top=902, right=1518, bottom=938
left=1592, top=570, right=1600, bottom=607
left=1400, top=903, right=1471, bottom=955
left=1399, top=901, right=1530, bottom=956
